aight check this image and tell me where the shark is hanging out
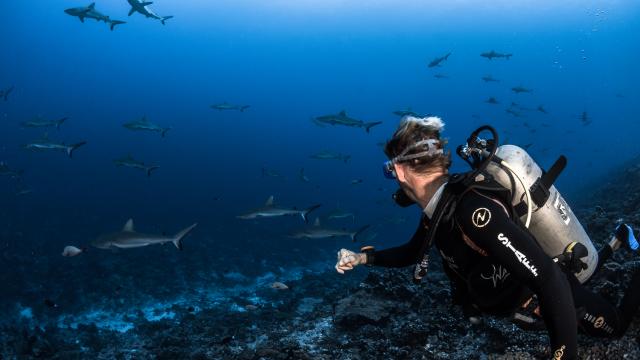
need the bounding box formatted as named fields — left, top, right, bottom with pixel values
left=0, top=85, right=14, bottom=101
left=210, top=102, right=250, bottom=112
left=512, top=86, right=532, bottom=94
left=123, top=116, right=170, bottom=137
left=127, top=0, right=173, bottom=25
left=325, top=206, right=355, bottom=222
left=309, top=150, right=351, bottom=163
left=64, top=3, right=126, bottom=31
left=21, top=116, right=68, bottom=130
left=23, top=134, right=86, bottom=158
left=114, top=155, right=159, bottom=177
left=237, top=196, right=321, bottom=223
left=481, top=75, right=500, bottom=82
left=289, top=218, right=369, bottom=242
left=480, top=50, right=513, bottom=60
left=312, top=111, right=382, bottom=133
left=92, top=219, right=197, bottom=251
left=392, top=108, right=424, bottom=118
left=485, top=97, right=499, bottom=105
left=428, top=52, right=451, bottom=68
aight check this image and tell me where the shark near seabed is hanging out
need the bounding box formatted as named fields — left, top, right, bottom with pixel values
left=23, top=135, right=87, bottom=158
left=64, top=3, right=126, bottom=31
left=114, top=155, right=160, bottom=177
left=238, top=196, right=321, bottom=223
left=123, top=116, right=171, bottom=137
left=312, top=111, right=382, bottom=133
left=289, top=218, right=370, bottom=242
left=127, top=0, right=173, bottom=24
left=92, top=219, right=197, bottom=250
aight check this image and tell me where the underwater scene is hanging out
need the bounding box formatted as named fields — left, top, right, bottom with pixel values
left=1, top=0, right=640, bottom=359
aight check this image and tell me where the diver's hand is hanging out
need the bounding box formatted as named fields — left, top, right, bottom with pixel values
left=335, top=249, right=366, bottom=274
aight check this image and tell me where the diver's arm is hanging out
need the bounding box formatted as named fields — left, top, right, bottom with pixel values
left=457, top=190, right=577, bottom=360
left=367, top=217, right=427, bottom=268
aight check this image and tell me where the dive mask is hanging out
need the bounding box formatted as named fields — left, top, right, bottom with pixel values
left=382, top=138, right=443, bottom=180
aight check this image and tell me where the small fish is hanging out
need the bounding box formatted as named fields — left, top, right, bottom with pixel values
left=245, top=304, right=259, bottom=311
left=433, top=74, right=449, bottom=79
left=392, top=108, right=425, bottom=118
left=537, top=105, right=548, bottom=114
left=221, top=336, right=235, bottom=345
left=271, top=282, right=289, bottom=290
left=44, top=299, right=59, bottom=308
left=351, top=179, right=363, bottom=185
left=62, top=245, right=84, bottom=257
left=261, top=167, right=284, bottom=179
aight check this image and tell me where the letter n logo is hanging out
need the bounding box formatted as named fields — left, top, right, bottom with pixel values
left=472, top=208, right=492, bottom=228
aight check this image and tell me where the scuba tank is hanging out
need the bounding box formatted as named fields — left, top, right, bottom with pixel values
left=458, top=126, right=598, bottom=283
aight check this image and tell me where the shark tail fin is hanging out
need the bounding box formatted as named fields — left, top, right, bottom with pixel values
left=110, top=20, right=126, bottom=31
left=161, top=16, right=173, bottom=25
left=146, top=166, right=160, bottom=177
left=161, top=127, right=171, bottom=137
left=506, top=54, right=513, bottom=60
left=173, top=223, right=197, bottom=251
left=67, top=141, right=87, bottom=158
left=364, top=121, right=383, bottom=133
left=352, top=225, right=371, bottom=242
left=301, top=204, right=322, bottom=223
left=56, top=117, right=68, bottom=130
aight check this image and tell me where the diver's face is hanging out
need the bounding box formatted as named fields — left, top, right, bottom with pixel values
left=393, top=163, right=444, bottom=206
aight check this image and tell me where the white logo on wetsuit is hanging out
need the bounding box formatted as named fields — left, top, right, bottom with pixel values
left=480, top=264, right=510, bottom=288
left=497, top=233, right=539, bottom=277
left=472, top=208, right=491, bottom=228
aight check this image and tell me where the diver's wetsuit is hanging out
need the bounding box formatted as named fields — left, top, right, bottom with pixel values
left=369, top=188, right=640, bottom=360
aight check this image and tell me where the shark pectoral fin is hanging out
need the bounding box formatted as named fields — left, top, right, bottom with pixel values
left=128, top=7, right=135, bottom=16
left=141, top=1, right=154, bottom=5
left=123, top=219, right=135, bottom=232
left=79, top=16, right=85, bottom=23
left=173, top=223, right=198, bottom=250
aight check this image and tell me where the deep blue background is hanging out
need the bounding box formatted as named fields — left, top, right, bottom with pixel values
left=0, top=0, right=639, bottom=266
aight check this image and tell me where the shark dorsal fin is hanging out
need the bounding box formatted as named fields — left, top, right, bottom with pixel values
left=141, top=115, right=148, bottom=123
left=339, top=110, right=346, bottom=117
left=88, top=2, right=96, bottom=10
left=123, top=218, right=135, bottom=232
left=265, top=196, right=274, bottom=207
left=314, top=218, right=320, bottom=227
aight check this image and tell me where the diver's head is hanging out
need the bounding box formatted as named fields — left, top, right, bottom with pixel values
left=383, top=116, right=451, bottom=207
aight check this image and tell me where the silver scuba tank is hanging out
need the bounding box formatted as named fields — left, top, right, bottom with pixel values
left=484, top=145, right=598, bottom=283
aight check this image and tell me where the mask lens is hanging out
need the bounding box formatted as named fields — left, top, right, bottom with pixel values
left=382, top=161, right=396, bottom=179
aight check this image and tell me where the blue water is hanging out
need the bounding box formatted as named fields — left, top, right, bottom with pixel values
left=1, top=0, right=639, bottom=348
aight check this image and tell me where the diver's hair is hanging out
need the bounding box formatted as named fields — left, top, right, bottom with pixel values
left=384, top=116, right=451, bottom=175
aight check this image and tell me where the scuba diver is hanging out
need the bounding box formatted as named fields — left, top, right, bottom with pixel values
left=335, top=115, right=640, bottom=360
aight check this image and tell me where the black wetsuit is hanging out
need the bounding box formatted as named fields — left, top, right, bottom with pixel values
left=368, top=188, right=640, bottom=360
